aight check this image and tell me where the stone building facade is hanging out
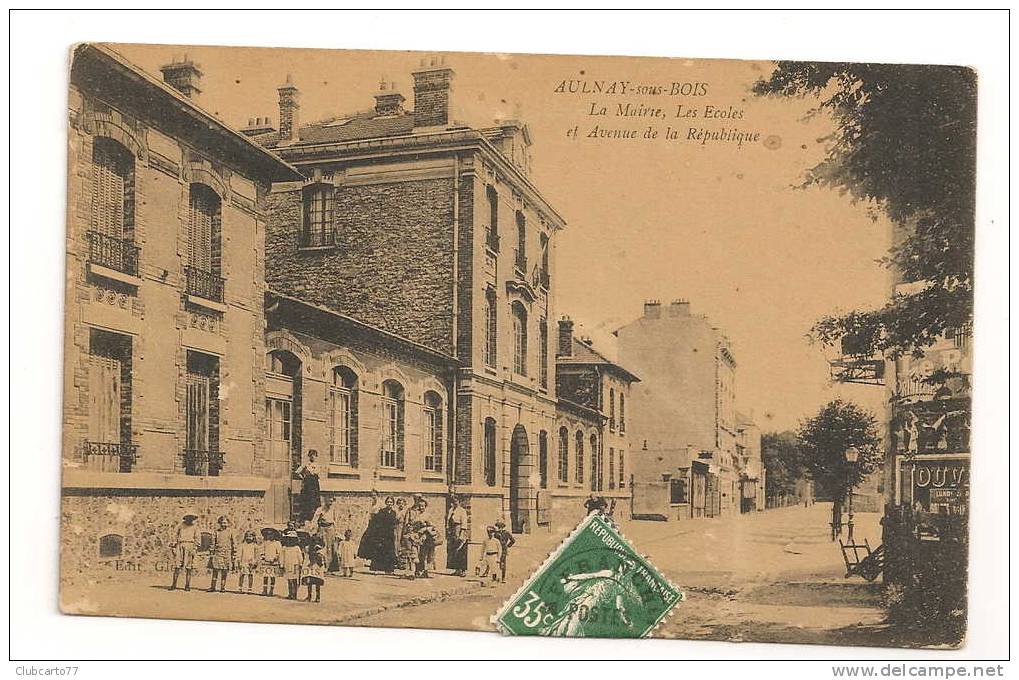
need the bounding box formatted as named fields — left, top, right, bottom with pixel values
left=617, top=299, right=745, bottom=520
left=61, top=45, right=301, bottom=579
left=248, top=59, right=566, bottom=537
left=552, top=319, right=639, bottom=531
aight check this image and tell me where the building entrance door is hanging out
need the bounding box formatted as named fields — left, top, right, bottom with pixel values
left=509, top=424, right=531, bottom=533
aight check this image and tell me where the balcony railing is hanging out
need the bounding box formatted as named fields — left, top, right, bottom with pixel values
left=82, top=440, right=138, bottom=473
left=184, top=266, right=225, bottom=303
left=514, top=249, right=527, bottom=273
left=485, top=230, right=500, bottom=253
left=88, top=231, right=140, bottom=277
left=181, top=449, right=225, bottom=476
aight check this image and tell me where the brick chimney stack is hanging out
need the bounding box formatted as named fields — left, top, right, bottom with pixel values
left=669, top=299, right=691, bottom=316
left=557, top=316, right=574, bottom=357
left=643, top=300, right=662, bottom=319
left=412, top=56, right=454, bottom=129
left=374, top=80, right=406, bottom=116
left=159, top=56, right=203, bottom=99
left=277, top=74, right=300, bottom=143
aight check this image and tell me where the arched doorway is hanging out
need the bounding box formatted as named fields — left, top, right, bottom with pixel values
left=509, top=424, right=532, bottom=533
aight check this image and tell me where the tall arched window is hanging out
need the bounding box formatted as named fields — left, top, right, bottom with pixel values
left=557, top=427, right=569, bottom=484
left=90, top=137, right=137, bottom=275
left=609, top=388, right=616, bottom=431
left=608, top=447, right=616, bottom=490
left=483, top=417, right=497, bottom=487
left=328, top=367, right=358, bottom=466
left=618, top=450, right=626, bottom=489
left=515, top=210, right=527, bottom=271
left=265, top=349, right=302, bottom=475
left=512, top=302, right=528, bottom=376
left=575, top=430, right=585, bottom=485
left=619, top=393, right=626, bottom=433
left=484, top=288, right=497, bottom=368
left=187, top=183, right=223, bottom=302
left=380, top=380, right=405, bottom=470
left=590, top=433, right=600, bottom=491
left=486, top=185, right=499, bottom=251
left=539, top=318, right=549, bottom=389
left=423, top=391, right=444, bottom=473
left=302, top=183, right=333, bottom=247
left=538, top=430, right=548, bottom=489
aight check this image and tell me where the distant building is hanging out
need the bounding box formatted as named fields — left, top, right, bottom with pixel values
left=616, top=299, right=746, bottom=520
left=553, top=318, right=639, bottom=529
left=735, top=413, right=765, bottom=513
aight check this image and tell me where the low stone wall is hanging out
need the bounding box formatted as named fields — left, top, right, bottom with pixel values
left=60, top=490, right=266, bottom=590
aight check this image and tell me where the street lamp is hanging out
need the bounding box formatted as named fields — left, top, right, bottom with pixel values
left=845, top=446, right=860, bottom=543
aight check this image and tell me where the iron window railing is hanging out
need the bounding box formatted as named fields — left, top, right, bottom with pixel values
left=181, top=449, right=225, bottom=476
left=300, top=230, right=336, bottom=249
left=88, top=231, right=140, bottom=277
left=82, top=441, right=139, bottom=472
left=184, top=266, right=225, bottom=303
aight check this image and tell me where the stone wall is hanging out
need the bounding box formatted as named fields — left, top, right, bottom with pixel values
left=264, top=179, right=456, bottom=356
left=60, top=491, right=265, bottom=589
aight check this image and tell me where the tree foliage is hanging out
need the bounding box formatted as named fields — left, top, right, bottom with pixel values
left=797, top=399, right=882, bottom=499
left=754, top=63, right=976, bottom=359
left=762, top=430, right=809, bottom=498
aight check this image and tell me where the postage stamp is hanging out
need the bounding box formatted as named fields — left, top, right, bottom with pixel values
left=492, top=513, right=684, bottom=638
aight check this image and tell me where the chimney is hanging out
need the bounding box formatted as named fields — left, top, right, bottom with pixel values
left=277, top=74, right=300, bottom=143
left=159, top=56, right=203, bottom=99
left=557, top=316, right=574, bottom=357
left=412, top=56, right=454, bottom=128
left=374, top=80, right=406, bottom=116
left=239, top=116, right=276, bottom=137
left=643, top=300, right=662, bottom=319
left=669, top=299, right=691, bottom=317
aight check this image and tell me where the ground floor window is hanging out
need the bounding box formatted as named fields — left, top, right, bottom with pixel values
left=184, top=351, right=221, bottom=475
left=483, top=418, right=497, bottom=487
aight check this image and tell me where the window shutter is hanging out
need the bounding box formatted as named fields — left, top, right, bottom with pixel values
left=396, top=399, right=405, bottom=470
left=349, top=390, right=359, bottom=468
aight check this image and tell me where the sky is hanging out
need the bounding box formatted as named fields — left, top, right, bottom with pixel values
left=111, top=43, right=892, bottom=432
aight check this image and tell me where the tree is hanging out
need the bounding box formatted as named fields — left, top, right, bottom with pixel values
left=797, top=399, right=882, bottom=502
left=762, top=431, right=809, bottom=498
left=753, top=63, right=976, bottom=360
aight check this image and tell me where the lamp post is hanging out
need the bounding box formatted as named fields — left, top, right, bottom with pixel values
left=845, top=446, right=860, bottom=543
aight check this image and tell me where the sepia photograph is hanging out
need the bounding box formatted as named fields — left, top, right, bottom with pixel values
left=5, top=8, right=1009, bottom=671
left=57, top=39, right=978, bottom=649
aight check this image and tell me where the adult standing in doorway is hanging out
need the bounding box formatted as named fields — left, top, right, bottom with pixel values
left=295, top=449, right=322, bottom=523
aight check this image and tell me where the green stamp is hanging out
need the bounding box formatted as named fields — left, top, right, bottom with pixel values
left=492, top=513, right=684, bottom=638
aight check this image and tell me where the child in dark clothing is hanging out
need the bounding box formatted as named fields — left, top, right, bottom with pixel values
left=493, top=519, right=515, bottom=583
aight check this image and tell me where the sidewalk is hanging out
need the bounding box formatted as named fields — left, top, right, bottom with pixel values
left=60, top=529, right=567, bottom=627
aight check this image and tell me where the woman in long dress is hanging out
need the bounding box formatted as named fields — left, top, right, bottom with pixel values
left=446, top=496, right=469, bottom=576
left=295, top=450, right=322, bottom=523
left=357, top=495, right=399, bottom=573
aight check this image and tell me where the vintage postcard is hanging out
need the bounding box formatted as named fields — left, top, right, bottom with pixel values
left=61, top=42, right=975, bottom=648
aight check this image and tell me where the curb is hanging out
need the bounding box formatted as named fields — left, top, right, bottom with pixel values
left=332, top=580, right=484, bottom=624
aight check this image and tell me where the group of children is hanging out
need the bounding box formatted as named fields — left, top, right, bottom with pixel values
left=168, top=507, right=518, bottom=598
left=169, top=514, right=358, bottom=603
